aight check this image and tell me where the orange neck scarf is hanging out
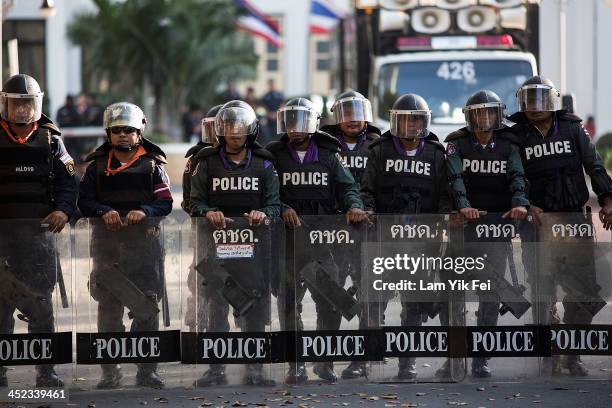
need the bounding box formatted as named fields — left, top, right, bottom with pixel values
left=105, top=145, right=147, bottom=176
left=1, top=120, right=39, bottom=144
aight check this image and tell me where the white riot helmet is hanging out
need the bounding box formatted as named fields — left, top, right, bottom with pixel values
left=103, top=102, right=147, bottom=152
left=103, top=102, right=147, bottom=133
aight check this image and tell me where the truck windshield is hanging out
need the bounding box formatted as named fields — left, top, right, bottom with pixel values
left=377, top=59, right=534, bottom=124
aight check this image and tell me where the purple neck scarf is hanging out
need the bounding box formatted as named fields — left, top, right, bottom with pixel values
left=337, top=129, right=366, bottom=151
left=393, top=137, right=424, bottom=156
left=286, top=139, right=319, bottom=164
left=219, top=148, right=252, bottom=170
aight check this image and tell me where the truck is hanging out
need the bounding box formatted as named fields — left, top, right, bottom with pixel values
left=331, top=0, right=542, bottom=139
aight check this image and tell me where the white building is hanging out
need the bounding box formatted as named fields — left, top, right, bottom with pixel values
left=234, top=0, right=348, bottom=98
left=3, top=0, right=94, bottom=120
left=3, top=0, right=612, bottom=137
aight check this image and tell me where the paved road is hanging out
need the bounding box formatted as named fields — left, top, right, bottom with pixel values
left=5, top=378, right=611, bottom=408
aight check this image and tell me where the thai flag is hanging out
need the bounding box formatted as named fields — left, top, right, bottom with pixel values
left=309, top=0, right=346, bottom=34
left=234, top=0, right=282, bottom=48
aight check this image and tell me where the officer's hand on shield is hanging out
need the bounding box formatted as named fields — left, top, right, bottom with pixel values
left=282, top=208, right=301, bottom=229
left=365, top=210, right=375, bottom=223
left=502, top=206, right=528, bottom=220
left=600, top=198, right=612, bottom=230
left=41, top=210, right=69, bottom=233
left=102, top=209, right=124, bottom=232
left=527, top=205, right=544, bottom=227
left=206, top=210, right=233, bottom=229
left=126, top=209, right=147, bottom=225
left=459, top=207, right=480, bottom=220
left=346, top=207, right=370, bottom=225
left=244, top=210, right=266, bottom=226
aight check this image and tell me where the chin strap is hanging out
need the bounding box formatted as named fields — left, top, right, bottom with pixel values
left=223, top=142, right=248, bottom=156
left=109, top=133, right=142, bottom=152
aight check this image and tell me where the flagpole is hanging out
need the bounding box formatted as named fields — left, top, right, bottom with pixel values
left=305, top=0, right=312, bottom=96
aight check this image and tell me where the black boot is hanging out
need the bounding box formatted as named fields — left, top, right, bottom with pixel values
left=0, top=367, right=7, bottom=387
left=244, top=364, right=275, bottom=386
left=435, top=359, right=451, bottom=378
left=35, top=365, right=64, bottom=387
left=397, top=358, right=416, bottom=380
left=471, top=358, right=491, bottom=378
left=341, top=361, right=366, bottom=379
left=97, top=365, right=122, bottom=389
left=136, top=364, right=164, bottom=388
left=435, top=358, right=465, bottom=378
left=541, top=356, right=562, bottom=376
left=194, top=365, right=227, bottom=387
left=313, top=362, right=337, bottom=383
left=567, top=355, right=588, bottom=376
left=285, top=363, right=308, bottom=384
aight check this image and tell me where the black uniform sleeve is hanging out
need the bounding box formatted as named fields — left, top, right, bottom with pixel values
left=260, top=162, right=281, bottom=217
left=51, top=138, right=78, bottom=217
left=140, top=163, right=173, bottom=217
left=359, top=146, right=380, bottom=212
left=446, top=142, right=472, bottom=210
left=574, top=122, right=612, bottom=206
left=330, top=152, right=364, bottom=211
left=181, top=157, right=194, bottom=214
left=506, top=144, right=530, bottom=208
left=190, top=160, right=216, bottom=216
left=434, top=149, right=452, bottom=213
left=77, top=162, right=114, bottom=217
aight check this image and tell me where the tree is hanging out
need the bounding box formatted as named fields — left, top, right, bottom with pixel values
left=68, top=0, right=258, bottom=135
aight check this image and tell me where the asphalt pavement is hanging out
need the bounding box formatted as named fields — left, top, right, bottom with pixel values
left=6, top=378, right=610, bottom=408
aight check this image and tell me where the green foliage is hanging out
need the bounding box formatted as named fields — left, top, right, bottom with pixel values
left=145, top=131, right=169, bottom=144
left=596, top=132, right=612, bottom=171
left=68, top=0, right=258, bottom=132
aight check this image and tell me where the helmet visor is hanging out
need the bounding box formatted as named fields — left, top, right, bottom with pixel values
left=464, top=103, right=505, bottom=132
left=104, top=103, right=146, bottom=130
left=332, top=97, right=373, bottom=124
left=214, top=106, right=257, bottom=137
left=277, top=106, right=319, bottom=134
left=517, top=85, right=561, bottom=112
left=201, top=117, right=216, bottom=143
left=0, top=93, right=43, bottom=124
left=389, top=110, right=431, bottom=139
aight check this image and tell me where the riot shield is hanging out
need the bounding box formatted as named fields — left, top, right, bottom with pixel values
left=181, top=216, right=281, bottom=387
left=362, top=213, right=467, bottom=383
left=0, top=219, right=72, bottom=389
left=283, top=214, right=375, bottom=385
left=536, top=211, right=612, bottom=380
left=457, top=212, right=541, bottom=382
left=74, top=216, right=181, bottom=390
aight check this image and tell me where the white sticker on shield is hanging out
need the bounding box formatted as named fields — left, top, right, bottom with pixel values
left=215, top=244, right=255, bottom=259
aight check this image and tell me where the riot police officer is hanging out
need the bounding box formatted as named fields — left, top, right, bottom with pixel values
left=78, top=102, right=173, bottom=389
left=320, top=90, right=380, bottom=379
left=182, top=104, right=222, bottom=215
left=267, top=97, right=368, bottom=384
left=0, top=74, right=77, bottom=387
left=444, top=90, right=529, bottom=378
left=321, top=90, right=380, bottom=185
left=360, top=93, right=451, bottom=380
left=509, top=76, right=612, bottom=376
left=190, top=100, right=280, bottom=386
left=183, top=104, right=222, bottom=332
